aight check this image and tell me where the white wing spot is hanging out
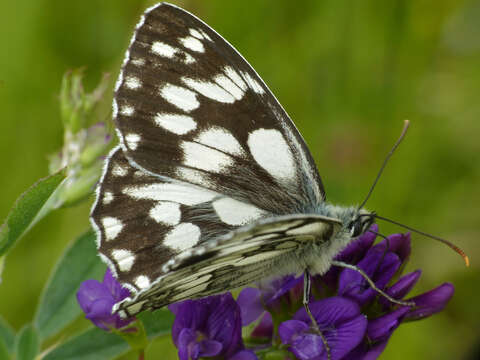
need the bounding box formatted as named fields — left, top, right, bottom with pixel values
left=164, top=223, right=201, bottom=252
left=111, top=249, right=134, bottom=272
left=151, top=41, right=177, bottom=58
left=182, top=141, right=234, bottom=173
left=195, top=127, right=244, bottom=156
left=176, top=167, right=210, bottom=187
left=131, top=58, right=145, bottom=66
left=182, top=77, right=236, bottom=103
left=199, top=29, right=212, bottom=41
left=103, top=191, right=114, bottom=205
left=179, top=36, right=204, bottom=53
left=112, top=100, right=118, bottom=118
left=135, top=275, right=151, bottom=289
left=182, top=52, right=195, bottom=64
left=101, top=217, right=123, bottom=241
left=213, top=197, right=266, bottom=225
left=160, top=84, right=200, bottom=112
left=125, top=133, right=141, bottom=150
left=243, top=72, right=265, bottom=94
left=120, top=105, right=134, bottom=116
left=112, top=164, right=128, bottom=177
left=189, top=28, right=203, bottom=39
left=214, top=74, right=245, bottom=101
left=123, top=183, right=217, bottom=206
left=248, top=128, right=296, bottom=180
left=224, top=66, right=247, bottom=91
left=149, top=202, right=181, bottom=225
left=154, top=113, right=197, bottom=135
left=125, top=76, right=141, bottom=90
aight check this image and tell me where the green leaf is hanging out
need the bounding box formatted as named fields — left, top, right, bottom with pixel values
left=44, top=310, right=174, bottom=360
left=15, top=325, right=39, bottom=360
left=0, top=170, right=66, bottom=256
left=0, top=316, right=15, bottom=354
left=0, top=337, right=10, bottom=360
left=34, top=230, right=106, bottom=341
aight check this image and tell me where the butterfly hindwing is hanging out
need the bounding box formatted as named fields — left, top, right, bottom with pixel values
left=115, top=214, right=342, bottom=317
left=113, top=3, right=325, bottom=214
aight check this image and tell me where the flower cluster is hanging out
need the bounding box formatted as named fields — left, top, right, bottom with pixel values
left=77, top=227, right=454, bottom=360
left=170, top=226, right=454, bottom=360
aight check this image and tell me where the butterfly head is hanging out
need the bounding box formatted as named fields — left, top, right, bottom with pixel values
left=348, top=209, right=375, bottom=238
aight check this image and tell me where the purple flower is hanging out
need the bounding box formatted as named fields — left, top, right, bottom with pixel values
left=76, top=268, right=134, bottom=331
left=279, top=297, right=367, bottom=360
left=169, top=293, right=255, bottom=360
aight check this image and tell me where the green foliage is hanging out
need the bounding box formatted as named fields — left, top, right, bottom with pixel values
left=34, top=231, right=105, bottom=341
left=0, top=170, right=66, bottom=257
left=43, top=312, right=174, bottom=360
left=15, top=325, right=39, bottom=360
left=0, top=317, right=15, bottom=355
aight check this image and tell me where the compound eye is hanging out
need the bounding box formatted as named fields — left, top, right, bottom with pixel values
left=349, top=220, right=362, bottom=237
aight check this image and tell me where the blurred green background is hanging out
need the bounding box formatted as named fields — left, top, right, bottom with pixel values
left=1, top=0, right=479, bottom=359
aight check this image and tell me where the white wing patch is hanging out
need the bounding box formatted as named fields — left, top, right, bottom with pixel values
left=151, top=41, right=177, bottom=58
left=125, top=133, right=141, bottom=150
left=125, top=76, right=142, bottom=90
left=120, top=105, right=134, bottom=116
left=181, top=141, right=234, bottom=173
left=101, top=217, right=124, bottom=241
left=112, top=249, right=135, bottom=272
left=122, top=182, right=218, bottom=206
left=135, top=275, right=151, bottom=289
left=182, top=77, right=241, bottom=103
left=160, top=84, right=200, bottom=112
left=195, top=127, right=245, bottom=156
left=213, top=197, right=266, bottom=225
left=164, top=223, right=201, bottom=252
left=149, top=202, right=181, bottom=225
left=179, top=36, right=204, bottom=53
left=242, top=72, right=264, bottom=94
left=112, top=164, right=128, bottom=177
left=247, top=128, right=296, bottom=180
left=154, top=113, right=197, bottom=135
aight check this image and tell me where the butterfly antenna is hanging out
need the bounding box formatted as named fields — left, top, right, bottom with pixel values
left=374, top=214, right=470, bottom=267
left=358, top=120, right=410, bottom=210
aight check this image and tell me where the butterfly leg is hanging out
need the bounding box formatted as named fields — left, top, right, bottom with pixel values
left=303, top=270, right=331, bottom=360
left=331, top=260, right=415, bottom=307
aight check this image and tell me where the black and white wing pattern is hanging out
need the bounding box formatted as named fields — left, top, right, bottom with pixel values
left=91, top=3, right=331, bottom=315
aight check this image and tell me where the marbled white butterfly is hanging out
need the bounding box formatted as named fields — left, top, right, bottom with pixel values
left=91, top=3, right=407, bottom=319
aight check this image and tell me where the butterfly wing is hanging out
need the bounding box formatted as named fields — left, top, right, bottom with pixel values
left=91, top=3, right=330, bottom=312
left=113, top=3, right=324, bottom=213
left=114, top=213, right=342, bottom=317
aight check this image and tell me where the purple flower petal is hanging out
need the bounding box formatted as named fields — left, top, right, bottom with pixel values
left=76, top=270, right=134, bottom=331
left=374, top=232, right=411, bottom=262
left=286, top=297, right=367, bottom=360
left=198, top=340, right=223, bottom=358
left=237, top=288, right=264, bottom=326
left=346, top=339, right=388, bottom=360
left=338, top=250, right=400, bottom=305
left=405, top=283, right=454, bottom=320
left=379, top=270, right=422, bottom=308
left=279, top=320, right=310, bottom=344
left=251, top=311, right=273, bottom=339
left=205, top=294, right=243, bottom=357
left=171, top=294, right=244, bottom=359
left=367, top=307, right=409, bottom=341
left=229, top=350, right=259, bottom=360
left=178, top=328, right=197, bottom=360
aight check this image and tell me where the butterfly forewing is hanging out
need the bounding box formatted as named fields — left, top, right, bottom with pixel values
left=113, top=3, right=324, bottom=212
